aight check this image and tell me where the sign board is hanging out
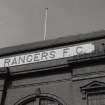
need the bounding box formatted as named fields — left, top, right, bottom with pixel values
left=0, top=43, right=95, bottom=67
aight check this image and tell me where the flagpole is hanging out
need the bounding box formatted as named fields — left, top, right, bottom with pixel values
left=44, top=8, right=48, bottom=40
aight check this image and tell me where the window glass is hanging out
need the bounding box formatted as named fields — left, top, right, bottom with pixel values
left=88, top=94, right=105, bottom=105
left=22, top=97, right=61, bottom=105
left=26, top=101, right=34, bottom=105
left=40, top=99, right=58, bottom=105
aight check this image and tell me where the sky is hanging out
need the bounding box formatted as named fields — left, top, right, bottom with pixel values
left=0, top=0, right=105, bottom=48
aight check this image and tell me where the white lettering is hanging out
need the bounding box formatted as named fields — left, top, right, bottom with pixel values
left=0, top=43, right=95, bottom=67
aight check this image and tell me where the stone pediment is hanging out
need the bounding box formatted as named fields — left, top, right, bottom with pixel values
left=81, top=81, right=105, bottom=91
left=80, top=81, right=105, bottom=99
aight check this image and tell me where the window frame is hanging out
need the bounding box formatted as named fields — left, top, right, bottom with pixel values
left=14, top=93, right=67, bottom=105
left=80, top=81, right=105, bottom=105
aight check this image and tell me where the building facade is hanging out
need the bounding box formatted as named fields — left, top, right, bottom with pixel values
left=0, top=30, right=105, bottom=105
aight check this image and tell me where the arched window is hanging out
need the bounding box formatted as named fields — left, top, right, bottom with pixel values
left=14, top=93, right=66, bottom=105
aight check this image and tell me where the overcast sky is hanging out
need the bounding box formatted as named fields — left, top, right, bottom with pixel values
left=0, top=0, right=105, bottom=48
